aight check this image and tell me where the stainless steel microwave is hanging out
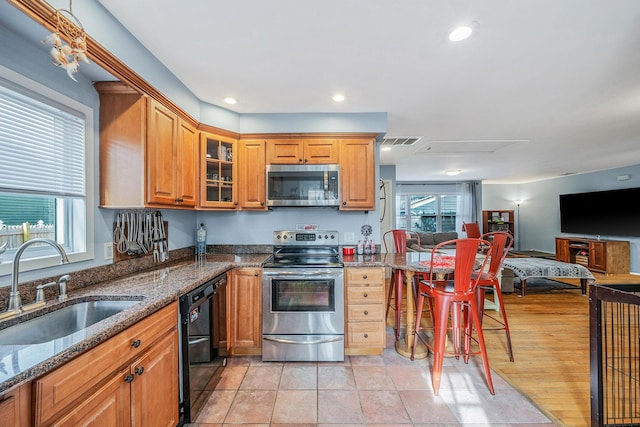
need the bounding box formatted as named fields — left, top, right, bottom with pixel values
left=266, top=164, right=340, bottom=207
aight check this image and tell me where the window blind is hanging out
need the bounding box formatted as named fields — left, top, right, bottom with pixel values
left=0, top=83, right=85, bottom=197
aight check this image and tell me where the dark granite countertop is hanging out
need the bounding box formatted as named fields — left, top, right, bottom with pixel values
left=0, top=253, right=269, bottom=393
left=0, top=251, right=425, bottom=394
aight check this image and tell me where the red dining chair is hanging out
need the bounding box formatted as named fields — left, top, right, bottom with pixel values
left=383, top=229, right=426, bottom=340
left=411, top=237, right=495, bottom=395
left=462, top=222, right=481, bottom=238
left=475, top=231, right=515, bottom=361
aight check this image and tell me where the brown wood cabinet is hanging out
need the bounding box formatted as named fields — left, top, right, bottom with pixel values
left=555, top=237, right=630, bottom=274
left=33, top=302, right=179, bottom=426
left=228, top=268, right=262, bottom=355
left=266, top=138, right=338, bottom=164
left=238, top=139, right=267, bottom=210
left=199, top=132, right=238, bottom=209
left=96, top=82, right=197, bottom=208
left=482, top=210, right=515, bottom=235
left=0, top=382, right=31, bottom=427
left=339, top=138, right=376, bottom=210
left=345, top=267, right=386, bottom=355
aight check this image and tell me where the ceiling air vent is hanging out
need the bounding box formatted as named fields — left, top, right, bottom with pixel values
left=381, top=137, right=422, bottom=147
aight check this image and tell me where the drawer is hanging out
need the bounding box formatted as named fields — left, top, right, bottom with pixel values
left=346, top=267, right=384, bottom=285
left=33, top=302, right=177, bottom=426
left=347, top=322, right=385, bottom=347
left=348, top=303, right=384, bottom=322
left=346, top=284, right=384, bottom=304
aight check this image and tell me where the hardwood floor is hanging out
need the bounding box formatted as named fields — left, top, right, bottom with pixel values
left=387, top=271, right=640, bottom=427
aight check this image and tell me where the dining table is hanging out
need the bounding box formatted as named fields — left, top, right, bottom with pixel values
left=382, top=251, right=465, bottom=359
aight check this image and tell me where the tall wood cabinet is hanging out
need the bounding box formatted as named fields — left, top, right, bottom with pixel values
left=228, top=268, right=262, bottom=355
left=339, top=137, right=376, bottom=210
left=96, top=82, right=197, bottom=208
left=555, top=237, right=630, bottom=274
left=482, top=210, right=515, bottom=235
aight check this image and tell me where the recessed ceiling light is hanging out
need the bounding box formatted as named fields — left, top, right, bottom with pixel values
left=445, top=169, right=462, bottom=176
left=224, top=97, right=237, bottom=105
left=333, top=94, right=345, bottom=102
left=449, top=25, right=473, bottom=42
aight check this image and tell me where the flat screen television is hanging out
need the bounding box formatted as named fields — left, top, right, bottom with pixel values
left=559, top=187, right=640, bottom=237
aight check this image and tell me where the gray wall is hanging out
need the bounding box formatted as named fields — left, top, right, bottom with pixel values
left=482, top=165, right=640, bottom=273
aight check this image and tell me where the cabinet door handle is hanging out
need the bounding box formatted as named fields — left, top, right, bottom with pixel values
left=363, top=333, right=369, bottom=339
left=254, top=272, right=259, bottom=276
left=363, top=293, right=368, bottom=298
left=363, top=275, right=368, bottom=279
left=135, top=366, right=144, bottom=375
left=364, top=310, right=369, bottom=315
left=131, top=339, right=141, bottom=348
left=124, top=374, right=134, bottom=383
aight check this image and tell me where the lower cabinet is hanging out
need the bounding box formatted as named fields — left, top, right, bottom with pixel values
left=345, top=267, right=386, bottom=355
left=0, top=382, right=31, bottom=427
left=32, top=302, right=179, bottom=427
left=228, top=268, right=262, bottom=355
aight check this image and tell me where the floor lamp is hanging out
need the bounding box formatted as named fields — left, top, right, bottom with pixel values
left=514, top=200, right=521, bottom=251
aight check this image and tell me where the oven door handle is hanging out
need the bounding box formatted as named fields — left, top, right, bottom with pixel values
left=263, top=336, right=344, bottom=345
left=262, top=269, right=343, bottom=277
left=188, top=337, right=209, bottom=345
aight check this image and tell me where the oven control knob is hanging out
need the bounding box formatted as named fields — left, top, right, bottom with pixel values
left=324, top=234, right=329, bottom=239
left=276, top=234, right=281, bottom=240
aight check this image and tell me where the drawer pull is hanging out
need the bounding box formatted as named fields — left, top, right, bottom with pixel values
left=364, top=310, right=369, bottom=315
left=363, top=293, right=368, bottom=298
left=124, top=374, right=134, bottom=383
left=363, top=333, right=369, bottom=339
left=135, top=366, right=145, bottom=375
left=363, top=274, right=368, bottom=279
left=131, top=339, right=141, bottom=348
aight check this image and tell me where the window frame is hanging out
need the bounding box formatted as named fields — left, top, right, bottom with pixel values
left=0, top=65, right=94, bottom=277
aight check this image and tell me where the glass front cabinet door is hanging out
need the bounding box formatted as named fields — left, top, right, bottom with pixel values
left=200, top=132, right=238, bottom=209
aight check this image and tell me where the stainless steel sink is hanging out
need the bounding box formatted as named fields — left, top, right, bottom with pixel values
left=0, top=299, right=140, bottom=345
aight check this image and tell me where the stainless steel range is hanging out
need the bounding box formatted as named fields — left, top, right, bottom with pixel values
left=262, top=230, right=344, bottom=362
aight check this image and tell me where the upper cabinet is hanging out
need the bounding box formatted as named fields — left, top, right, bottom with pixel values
left=96, top=82, right=197, bottom=209
left=238, top=139, right=267, bottom=210
left=266, top=138, right=338, bottom=164
left=199, top=132, right=238, bottom=209
left=339, top=137, right=376, bottom=210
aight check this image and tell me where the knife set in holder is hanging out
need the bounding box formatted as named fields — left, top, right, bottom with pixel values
left=113, top=209, right=168, bottom=262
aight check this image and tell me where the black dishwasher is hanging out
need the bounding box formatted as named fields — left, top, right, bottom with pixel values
left=178, top=273, right=227, bottom=424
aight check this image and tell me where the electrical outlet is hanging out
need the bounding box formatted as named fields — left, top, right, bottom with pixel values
left=344, top=232, right=355, bottom=243
left=104, top=242, right=114, bottom=260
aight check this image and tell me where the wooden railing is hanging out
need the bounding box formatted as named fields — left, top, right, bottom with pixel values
left=589, top=283, right=640, bottom=426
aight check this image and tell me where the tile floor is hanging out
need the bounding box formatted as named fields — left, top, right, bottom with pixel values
left=186, top=328, right=554, bottom=426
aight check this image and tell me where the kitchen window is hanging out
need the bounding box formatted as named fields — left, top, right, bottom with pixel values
left=0, top=66, right=93, bottom=275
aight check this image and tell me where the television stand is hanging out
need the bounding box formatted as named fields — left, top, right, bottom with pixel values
left=555, top=237, right=630, bottom=274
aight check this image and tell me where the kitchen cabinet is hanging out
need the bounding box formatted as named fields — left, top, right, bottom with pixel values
left=147, top=100, right=198, bottom=207
left=199, top=132, right=238, bottom=209
left=266, top=138, right=338, bottom=164
left=238, top=139, right=267, bottom=210
left=33, top=302, right=179, bottom=426
left=339, top=137, right=376, bottom=210
left=212, top=275, right=228, bottom=356
left=96, top=82, right=197, bottom=208
left=555, top=237, right=630, bottom=274
left=0, top=382, right=31, bottom=427
left=345, top=267, right=386, bottom=355
left=228, top=268, right=262, bottom=355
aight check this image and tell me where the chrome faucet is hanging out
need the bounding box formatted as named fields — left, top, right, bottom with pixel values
left=4, top=239, right=69, bottom=316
